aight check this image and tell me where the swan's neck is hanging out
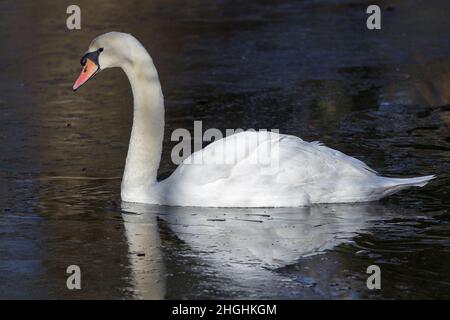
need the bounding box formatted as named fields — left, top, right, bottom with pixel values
left=121, top=54, right=164, bottom=199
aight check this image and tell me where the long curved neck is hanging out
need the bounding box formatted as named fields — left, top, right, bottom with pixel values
left=121, top=53, right=164, bottom=199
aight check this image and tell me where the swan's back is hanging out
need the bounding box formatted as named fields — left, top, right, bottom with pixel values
left=147, top=131, right=433, bottom=207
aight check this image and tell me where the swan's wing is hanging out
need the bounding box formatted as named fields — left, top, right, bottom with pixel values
left=272, top=135, right=377, bottom=184
left=159, top=131, right=379, bottom=206
left=166, top=131, right=282, bottom=185
left=304, top=140, right=377, bottom=174
left=174, top=131, right=377, bottom=182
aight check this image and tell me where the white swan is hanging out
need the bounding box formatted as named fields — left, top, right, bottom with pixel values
left=73, top=32, right=434, bottom=207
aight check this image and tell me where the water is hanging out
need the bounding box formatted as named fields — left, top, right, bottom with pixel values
left=0, top=0, right=449, bottom=299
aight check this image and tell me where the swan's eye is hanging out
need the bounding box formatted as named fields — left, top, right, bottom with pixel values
left=80, top=50, right=101, bottom=67
left=98, top=48, right=104, bottom=52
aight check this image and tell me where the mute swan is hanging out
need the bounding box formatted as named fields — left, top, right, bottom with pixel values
left=73, top=32, right=434, bottom=207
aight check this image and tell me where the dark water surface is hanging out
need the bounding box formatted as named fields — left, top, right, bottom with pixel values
left=0, top=0, right=449, bottom=299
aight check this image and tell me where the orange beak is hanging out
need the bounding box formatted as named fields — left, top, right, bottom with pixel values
left=73, top=58, right=99, bottom=91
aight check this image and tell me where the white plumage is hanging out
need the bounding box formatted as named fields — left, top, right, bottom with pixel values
left=75, top=32, right=434, bottom=208
left=152, top=131, right=434, bottom=207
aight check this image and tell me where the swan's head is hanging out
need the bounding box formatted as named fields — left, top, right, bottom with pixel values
left=73, top=32, right=144, bottom=91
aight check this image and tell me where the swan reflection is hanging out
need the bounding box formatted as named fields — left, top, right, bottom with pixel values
left=122, top=212, right=166, bottom=299
left=121, top=202, right=397, bottom=299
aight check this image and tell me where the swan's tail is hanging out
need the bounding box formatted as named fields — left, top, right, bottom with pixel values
left=378, top=175, right=435, bottom=198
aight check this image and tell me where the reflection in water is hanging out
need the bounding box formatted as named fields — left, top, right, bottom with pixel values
left=122, top=212, right=165, bottom=299
left=121, top=202, right=397, bottom=299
